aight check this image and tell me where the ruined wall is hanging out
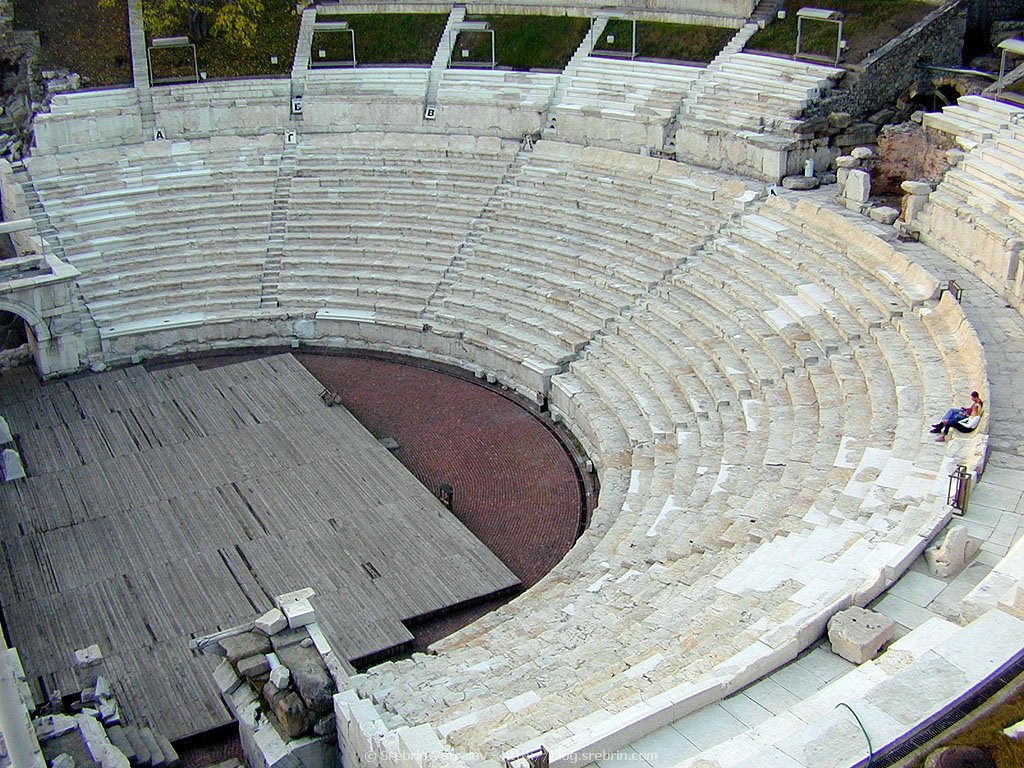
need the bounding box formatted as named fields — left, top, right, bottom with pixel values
left=873, top=120, right=955, bottom=195
left=810, top=0, right=969, bottom=120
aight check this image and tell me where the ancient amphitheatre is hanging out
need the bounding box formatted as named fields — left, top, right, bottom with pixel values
left=1, top=0, right=1024, bottom=767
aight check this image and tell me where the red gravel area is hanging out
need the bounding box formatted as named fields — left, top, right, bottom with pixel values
left=296, top=352, right=585, bottom=587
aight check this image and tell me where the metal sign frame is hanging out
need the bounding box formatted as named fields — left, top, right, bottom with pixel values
left=450, top=21, right=496, bottom=69
left=147, top=36, right=199, bottom=86
left=795, top=8, right=844, bottom=66
left=311, top=21, right=357, bottom=68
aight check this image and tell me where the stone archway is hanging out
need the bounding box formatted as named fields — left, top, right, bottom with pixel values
left=0, top=297, right=50, bottom=342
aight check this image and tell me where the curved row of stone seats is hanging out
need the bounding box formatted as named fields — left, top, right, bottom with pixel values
left=749, top=195, right=994, bottom=471
left=681, top=52, right=843, bottom=135
left=277, top=133, right=517, bottom=321
left=922, top=93, right=1024, bottom=150
left=32, top=87, right=144, bottom=155
left=150, top=79, right=292, bottom=139
left=549, top=57, right=703, bottom=148
left=913, top=95, right=1024, bottom=310
left=349, top=192, right=975, bottom=766
left=554, top=58, right=702, bottom=119
left=436, top=70, right=559, bottom=108
left=303, top=68, right=430, bottom=98
left=20, top=135, right=283, bottom=336
left=660, top=610, right=1024, bottom=768
left=422, top=140, right=759, bottom=383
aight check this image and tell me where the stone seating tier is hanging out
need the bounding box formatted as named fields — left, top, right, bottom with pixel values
left=303, top=68, right=430, bottom=98
left=349, top=188, right=970, bottom=765
left=18, top=131, right=987, bottom=767
left=436, top=71, right=558, bottom=107
left=553, top=58, right=702, bottom=121
left=677, top=52, right=844, bottom=140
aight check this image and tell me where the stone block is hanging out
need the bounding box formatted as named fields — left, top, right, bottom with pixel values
left=282, top=597, right=315, bottom=629
left=73, top=645, right=102, bottom=669
left=237, top=654, right=271, bottom=679
left=901, top=180, right=933, bottom=195
left=851, top=146, right=875, bottom=160
left=925, top=525, right=980, bottom=578
left=272, top=690, right=310, bottom=739
left=835, top=122, right=879, bottom=147
left=277, top=644, right=334, bottom=714
left=827, top=606, right=895, bottom=664
left=51, top=754, right=75, bottom=768
left=845, top=170, right=871, bottom=204
left=828, top=112, right=853, bottom=130
left=270, top=664, right=291, bottom=689
left=2, top=447, right=25, bottom=481
left=903, top=194, right=929, bottom=222
left=869, top=206, right=899, bottom=225
left=0, top=415, right=11, bottom=444
left=254, top=608, right=287, bottom=636
left=868, top=108, right=895, bottom=125
left=220, top=631, right=271, bottom=664
left=99, top=700, right=120, bottom=725
left=835, top=155, right=859, bottom=169
left=214, top=659, right=242, bottom=695
left=275, top=587, right=316, bottom=609
left=782, top=174, right=820, bottom=190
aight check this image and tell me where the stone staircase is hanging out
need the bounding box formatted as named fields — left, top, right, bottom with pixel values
left=663, top=22, right=759, bottom=153
left=748, top=0, right=783, bottom=26
left=541, top=16, right=608, bottom=139
left=291, top=5, right=318, bottom=85
left=425, top=5, right=467, bottom=109
left=126, top=0, right=155, bottom=135
left=259, top=142, right=298, bottom=309
left=424, top=137, right=537, bottom=314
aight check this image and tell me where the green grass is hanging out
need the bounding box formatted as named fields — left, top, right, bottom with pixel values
left=455, top=15, right=590, bottom=71
left=593, top=20, right=735, bottom=63
left=311, top=14, right=447, bottom=67
left=14, top=0, right=131, bottom=87
left=175, top=0, right=300, bottom=79
left=747, top=0, right=936, bottom=64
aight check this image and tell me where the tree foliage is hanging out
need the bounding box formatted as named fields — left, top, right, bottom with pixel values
left=102, top=0, right=267, bottom=47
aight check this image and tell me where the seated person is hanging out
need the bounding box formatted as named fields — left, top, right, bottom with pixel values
left=931, top=391, right=983, bottom=442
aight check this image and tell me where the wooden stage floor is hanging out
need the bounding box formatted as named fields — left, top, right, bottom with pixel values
left=0, top=355, right=520, bottom=739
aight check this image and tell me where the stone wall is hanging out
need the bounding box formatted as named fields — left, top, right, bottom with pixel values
left=809, top=0, right=969, bottom=121
left=873, top=120, right=955, bottom=195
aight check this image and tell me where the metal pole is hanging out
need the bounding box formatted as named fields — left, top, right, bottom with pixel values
left=796, top=17, right=803, bottom=59
left=631, top=19, right=637, bottom=60
left=999, top=50, right=1008, bottom=99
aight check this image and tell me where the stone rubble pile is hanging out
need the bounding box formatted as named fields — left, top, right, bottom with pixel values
left=212, top=596, right=339, bottom=743
left=27, top=645, right=181, bottom=768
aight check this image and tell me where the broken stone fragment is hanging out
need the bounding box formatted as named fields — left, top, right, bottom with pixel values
left=276, top=644, right=334, bottom=714
left=269, top=664, right=291, bottom=689
left=901, top=180, right=933, bottom=195
left=73, top=645, right=103, bottom=669
left=220, top=631, right=272, bottom=664
left=254, top=608, right=287, bottom=636
left=236, top=654, right=271, bottom=679
left=868, top=206, right=899, bottom=225
left=782, top=174, right=820, bottom=190
left=273, top=691, right=310, bottom=739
